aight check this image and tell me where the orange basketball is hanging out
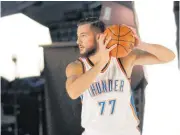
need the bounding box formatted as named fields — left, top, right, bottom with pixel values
left=104, top=24, right=136, bottom=58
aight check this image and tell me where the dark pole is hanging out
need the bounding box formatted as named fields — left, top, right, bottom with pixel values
left=12, top=54, right=18, bottom=135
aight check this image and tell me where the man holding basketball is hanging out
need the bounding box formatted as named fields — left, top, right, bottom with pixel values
left=65, top=17, right=175, bottom=135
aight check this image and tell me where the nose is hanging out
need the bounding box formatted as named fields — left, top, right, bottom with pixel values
left=76, top=39, right=79, bottom=45
left=76, top=37, right=81, bottom=45
left=76, top=37, right=79, bottom=44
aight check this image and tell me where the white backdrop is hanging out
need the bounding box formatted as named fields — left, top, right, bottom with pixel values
left=134, top=1, right=180, bottom=135
left=0, top=13, right=52, bottom=81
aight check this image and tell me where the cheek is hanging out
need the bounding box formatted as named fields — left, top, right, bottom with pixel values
left=85, top=38, right=95, bottom=48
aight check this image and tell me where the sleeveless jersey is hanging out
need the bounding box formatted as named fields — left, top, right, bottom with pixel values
left=78, top=57, right=140, bottom=135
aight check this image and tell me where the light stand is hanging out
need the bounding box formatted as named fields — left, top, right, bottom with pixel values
left=12, top=55, right=19, bottom=135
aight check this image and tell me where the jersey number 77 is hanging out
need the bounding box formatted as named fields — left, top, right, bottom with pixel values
left=98, top=99, right=116, bottom=115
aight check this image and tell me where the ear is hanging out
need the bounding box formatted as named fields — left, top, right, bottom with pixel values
left=96, top=33, right=101, bottom=41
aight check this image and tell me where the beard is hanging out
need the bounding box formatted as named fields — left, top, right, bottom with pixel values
left=80, top=41, right=98, bottom=58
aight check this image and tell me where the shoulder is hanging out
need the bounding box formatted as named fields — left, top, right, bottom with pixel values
left=120, top=50, right=138, bottom=66
left=121, top=49, right=147, bottom=62
left=118, top=50, right=140, bottom=77
left=66, top=59, right=84, bottom=78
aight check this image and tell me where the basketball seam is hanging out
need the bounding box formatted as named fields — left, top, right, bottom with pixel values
left=118, top=25, right=128, bottom=55
left=117, top=25, right=121, bottom=57
left=115, top=39, right=134, bottom=50
left=108, top=25, right=135, bottom=57
left=119, top=27, right=134, bottom=53
left=108, top=28, right=118, bottom=36
left=120, top=30, right=132, bottom=37
left=119, top=44, right=129, bottom=53
left=111, top=39, right=135, bottom=43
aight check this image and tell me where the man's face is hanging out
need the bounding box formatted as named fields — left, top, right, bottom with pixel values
left=77, top=24, right=98, bottom=58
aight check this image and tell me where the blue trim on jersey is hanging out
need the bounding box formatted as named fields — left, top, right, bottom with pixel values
left=130, top=91, right=138, bottom=117
left=80, top=95, right=83, bottom=101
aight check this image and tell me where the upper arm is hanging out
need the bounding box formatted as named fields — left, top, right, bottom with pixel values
left=119, top=49, right=167, bottom=78
left=65, top=60, right=84, bottom=91
left=132, top=49, right=166, bottom=66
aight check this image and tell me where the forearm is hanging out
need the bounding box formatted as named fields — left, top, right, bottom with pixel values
left=67, top=62, right=104, bottom=99
left=136, top=42, right=175, bottom=62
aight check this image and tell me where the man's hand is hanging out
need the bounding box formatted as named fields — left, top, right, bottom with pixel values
left=121, top=24, right=141, bottom=47
left=98, top=33, right=117, bottom=65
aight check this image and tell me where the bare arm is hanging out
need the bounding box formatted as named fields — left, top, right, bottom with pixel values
left=66, top=60, right=106, bottom=99
left=119, top=42, right=175, bottom=78
left=133, top=42, right=175, bottom=66
left=122, top=25, right=175, bottom=66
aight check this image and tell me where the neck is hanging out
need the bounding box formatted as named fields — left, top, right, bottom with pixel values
left=88, top=52, right=101, bottom=65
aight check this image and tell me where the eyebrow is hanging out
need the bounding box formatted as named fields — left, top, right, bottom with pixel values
left=77, top=32, right=88, bottom=36
left=80, top=32, right=88, bottom=35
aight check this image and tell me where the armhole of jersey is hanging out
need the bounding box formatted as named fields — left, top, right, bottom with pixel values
left=80, top=95, right=83, bottom=102
left=77, top=58, right=85, bottom=73
left=117, top=58, right=131, bottom=80
left=77, top=58, right=85, bottom=103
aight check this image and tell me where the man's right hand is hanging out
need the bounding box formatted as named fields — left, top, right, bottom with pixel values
left=98, top=33, right=117, bottom=65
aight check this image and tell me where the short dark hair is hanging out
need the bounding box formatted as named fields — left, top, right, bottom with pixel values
left=77, top=17, right=105, bottom=33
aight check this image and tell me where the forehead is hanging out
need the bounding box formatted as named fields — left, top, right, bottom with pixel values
left=77, top=24, right=92, bottom=34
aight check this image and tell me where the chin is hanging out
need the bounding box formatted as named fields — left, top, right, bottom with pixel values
left=80, top=51, right=85, bottom=55
left=80, top=52, right=87, bottom=58
left=80, top=50, right=86, bottom=54
left=80, top=54, right=86, bottom=58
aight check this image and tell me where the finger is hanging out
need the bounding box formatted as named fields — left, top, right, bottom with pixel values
left=135, top=38, right=139, bottom=46
left=104, top=32, right=108, bottom=39
left=99, top=34, right=104, bottom=44
left=101, top=33, right=107, bottom=44
left=135, top=38, right=142, bottom=47
left=123, top=24, right=136, bottom=34
left=129, top=28, right=140, bottom=46
left=133, top=33, right=140, bottom=46
left=122, top=24, right=137, bottom=36
left=121, top=24, right=139, bottom=46
left=104, top=36, right=112, bottom=46
left=130, top=28, right=139, bottom=40
left=108, top=44, right=117, bottom=51
left=129, top=43, right=134, bottom=50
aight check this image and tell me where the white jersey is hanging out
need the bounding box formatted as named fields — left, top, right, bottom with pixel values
left=78, top=57, right=140, bottom=135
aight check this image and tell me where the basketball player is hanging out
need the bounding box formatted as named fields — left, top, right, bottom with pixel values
left=65, top=17, right=175, bottom=135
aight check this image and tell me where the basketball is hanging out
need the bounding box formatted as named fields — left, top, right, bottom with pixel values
left=104, top=24, right=137, bottom=58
